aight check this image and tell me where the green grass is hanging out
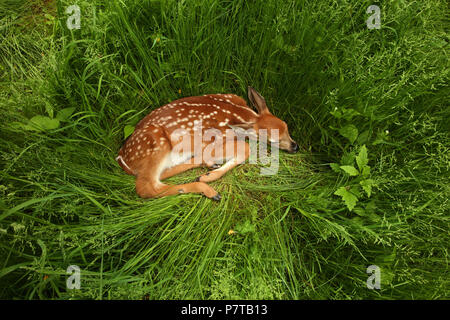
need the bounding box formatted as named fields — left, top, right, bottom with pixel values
left=0, top=0, right=448, bottom=299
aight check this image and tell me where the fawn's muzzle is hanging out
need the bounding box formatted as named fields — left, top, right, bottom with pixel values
left=289, top=141, right=299, bottom=153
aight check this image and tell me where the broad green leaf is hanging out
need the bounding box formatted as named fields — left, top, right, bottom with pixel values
left=56, top=107, right=76, bottom=121
left=124, top=125, right=135, bottom=139
left=339, top=124, right=358, bottom=144
left=329, top=163, right=341, bottom=173
left=341, top=108, right=360, bottom=121
left=341, top=151, right=356, bottom=165
left=357, top=130, right=370, bottom=144
left=334, top=186, right=358, bottom=211
left=372, top=131, right=388, bottom=145
left=330, top=109, right=343, bottom=119
left=362, top=165, right=371, bottom=177
left=340, top=165, right=359, bottom=176
left=350, top=186, right=361, bottom=198
left=360, top=179, right=374, bottom=197
left=330, top=108, right=359, bottom=121
left=28, top=115, right=60, bottom=131
left=44, top=13, right=55, bottom=21
left=356, top=145, right=368, bottom=171
left=235, top=220, right=256, bottom=234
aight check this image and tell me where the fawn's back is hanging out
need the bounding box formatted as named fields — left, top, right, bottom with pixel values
left=117, top=93, right=257, bottom=175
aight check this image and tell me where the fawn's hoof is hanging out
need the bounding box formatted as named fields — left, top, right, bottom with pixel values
left=195, top=172, right=210, bottom=182
left=209, top=163, right=221, bottom=170
left=211, top=194, right=222, bottom=201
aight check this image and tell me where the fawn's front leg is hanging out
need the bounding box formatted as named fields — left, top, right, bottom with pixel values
left=197, top=140, right=250, bottom=183
left=159, top=163, right=203, bottom=180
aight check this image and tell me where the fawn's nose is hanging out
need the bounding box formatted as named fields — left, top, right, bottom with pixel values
left=290, top=141, right=299, bottom=153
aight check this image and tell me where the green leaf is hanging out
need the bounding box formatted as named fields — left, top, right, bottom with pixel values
left=334, top=187, right=358, bottom=211
left=350, top=186, right=361, bottom=198
left=356, top=145, right=368, bottom=171
left=329, top=163, right=341, bottom=173
left=341, top=151, right=356, bottom=165
left=330, top=109, right=343, bottom=119
left=56, top=107, right=76, bottom=121
left=339, top=124, right=358, bottom=144
left=28, top=115, right=60, bottom=131
left=341, top=108, right=360, bottom=121
left=124, top=125, right=135, bottom=139
left=360, top=179, right=374, bottom=197
left=44, top=13, right=55, bottom=21
left=361, top=165, right=371, bottom=177
left=372, top=131, right=389, bottom=145
left=340, top=165, right=359, bottom=176
left=235, top=220, right=256, bottom=234
left=357, top=130, right=370, bottom=144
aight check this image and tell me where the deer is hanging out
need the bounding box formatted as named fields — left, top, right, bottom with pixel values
left=116, top=87, right=298, bottom=200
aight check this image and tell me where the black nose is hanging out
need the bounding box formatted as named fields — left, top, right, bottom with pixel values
left=291, top=141, right=299, bottom=153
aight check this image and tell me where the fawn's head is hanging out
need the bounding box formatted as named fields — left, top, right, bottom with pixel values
left=233, top=87, right=298, bottom=153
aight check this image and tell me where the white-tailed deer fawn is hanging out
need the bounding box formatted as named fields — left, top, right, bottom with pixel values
left=116, top=87, right=298, bottom=200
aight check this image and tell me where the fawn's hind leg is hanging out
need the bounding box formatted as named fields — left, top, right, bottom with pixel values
left=136, top=174, right=220, bottom=200
left=135, top=153, right=221, bottom=200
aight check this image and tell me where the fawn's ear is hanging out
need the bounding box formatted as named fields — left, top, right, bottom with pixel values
left=248, top=86, right=269, bottom=115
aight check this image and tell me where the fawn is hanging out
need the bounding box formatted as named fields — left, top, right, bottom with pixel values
left=116, top=87, right=298, bottom=200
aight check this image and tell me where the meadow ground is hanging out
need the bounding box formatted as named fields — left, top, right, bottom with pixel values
left=0, top=0, right=448, bottom=299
